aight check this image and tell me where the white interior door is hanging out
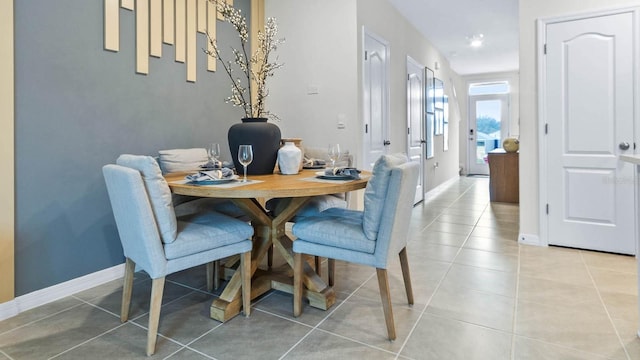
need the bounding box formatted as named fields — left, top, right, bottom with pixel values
left=407, top=57, right=425, bottom=204
left=363, top=30, right=389, bottom=170
left=544, top=10, right=636, bottom=254
left=468, top=94, right=509, bottom=175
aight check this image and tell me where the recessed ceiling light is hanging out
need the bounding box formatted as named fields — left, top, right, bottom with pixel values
left=468, top=34, right=484, bottom=48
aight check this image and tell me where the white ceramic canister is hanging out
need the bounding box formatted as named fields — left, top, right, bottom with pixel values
left=278, top=141, right=302, bottom=174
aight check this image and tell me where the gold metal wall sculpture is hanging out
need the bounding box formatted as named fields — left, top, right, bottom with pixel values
left=104, top=0, right=235, bottom=82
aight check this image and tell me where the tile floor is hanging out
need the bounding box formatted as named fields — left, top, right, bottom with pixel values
left=1, top=176, right=639, bottom=359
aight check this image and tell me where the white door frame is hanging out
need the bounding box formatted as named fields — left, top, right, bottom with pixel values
left=406, top=56, right=425, bottom=204
left=361, top=28, right=390, bottom=171
left=537, top=6, right=640, bottom=247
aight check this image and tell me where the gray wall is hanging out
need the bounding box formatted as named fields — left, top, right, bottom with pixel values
left=14, top=0, right=250, bottom=295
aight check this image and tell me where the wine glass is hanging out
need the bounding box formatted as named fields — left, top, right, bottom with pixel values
left=238, top=144, right=253, bottom=182
left=207, top=143, right=221, bottom=167
left=328, top=144, right=341, bottom=169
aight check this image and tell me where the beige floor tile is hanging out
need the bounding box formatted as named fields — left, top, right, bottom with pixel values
left=86, top=278, right=197, bottom=320
left=463, top=236, right=519, bottom=255
left=330, top=261, right=375, bottom=295
left=283, top=329, right=397, bottom=359
left=318, top=294, right=422, bottom=353
left=441, top=263, right=517, bottom=297
left=519, top=248, right=594, bottom=287
left=454, top=248, right=519, bottom=273
left=353, top=264, right=441, bottom=308
left=401, top=314, right=512, bottom=360
left=425, top=221, right=474, bottom=236
left=53, top=322, right=183, bottom=359
left=517, top=275, right=602, bottom=309
left=406, top=242, right=460, bottom=263
left=189, top=310, right=311, bottom=359
left=253, top=290, right=346, bottom=327
left=133, top=290, right=220, bottom=345
left=513, top=336, right=611, bottom=360
left=166, top=348, right=217, bottom=359
left=0, top=304, right=122, bottom=360
left=0, top=296, right=82, bottom=335
left=600, top=290, right=639, bottom=322
left=589, top=267, right=637, bottom=296
left=416, top=230, right=469, bottom=247
left=610, top=317, right=640, bottom=360
left=436, top=213, right=480, bottom=226
left=516, top=299, right=625, bottom=358
left=470, top=226, right=519, bottom=241
left=426, top=282, right=515, bottom=332
left=475, top=217, right=519, bottom=229
left=440, top=207, right=485, bottom=217
left=581, top=250, right=637, bottom=274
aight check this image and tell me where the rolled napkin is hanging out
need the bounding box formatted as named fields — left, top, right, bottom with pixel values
left=324, top=167, right=361, bottom=179
left=303, top=157, right=326, bottom=167
left=186, top=167, right=234, bottom=182
left=200, top=160, right=223, bottom=170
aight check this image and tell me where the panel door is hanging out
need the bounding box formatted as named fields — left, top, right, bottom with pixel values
left=407, top=57, right=425, bottom=204
left=545, top=11, right=636, bottom=254
left=363, top=31, right=389, bottom=170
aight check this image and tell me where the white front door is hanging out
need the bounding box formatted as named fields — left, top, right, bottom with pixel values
left=468, top=94, right=509, bottom=175
left=407, top=57, right=425, bottom=204
left=544, top=10, right=636, bottom=254
left=363, top=30, right=389, bottom=170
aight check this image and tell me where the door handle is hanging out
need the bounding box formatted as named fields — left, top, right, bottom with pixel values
left=420, top=140, right=426, bottom=144
left=619, top=142, right=631, bottom=150
left=383, top=140, right=391, bottom=146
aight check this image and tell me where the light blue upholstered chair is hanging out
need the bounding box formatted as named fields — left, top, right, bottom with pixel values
left=292, top=154, right=419, bottom=340
left=102, top=155, right=253, bottom=356
left=266, top=147, right=352, bottom=273
left=158, top=148, right=249, bottom=290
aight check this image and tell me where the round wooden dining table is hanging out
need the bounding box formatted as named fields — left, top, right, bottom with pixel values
left=165, top=169, right=369, bottom=322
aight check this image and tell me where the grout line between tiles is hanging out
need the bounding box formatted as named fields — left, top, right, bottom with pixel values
left=580, top=250, right=632, bottom=360
left=510, top=238, right=522, bottom=359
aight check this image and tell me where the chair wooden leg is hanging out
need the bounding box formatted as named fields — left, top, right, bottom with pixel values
left=293, top=252, right=304, bottom=317
left=314, top=256, right=322, bottom=276
left=147, top=277, right=165, bottom=356
left=376, top=268, right=396, bottom=341
left=241, top=251, right=251, bottom=316
left=398, top=247, right=414, bottom=305
left=121, top=258, right=135, bottom=323
left=328, top=258, right=335, bottom=286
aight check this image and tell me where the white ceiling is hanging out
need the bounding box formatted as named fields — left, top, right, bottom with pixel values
left=388, top=0, right=519, bottom=76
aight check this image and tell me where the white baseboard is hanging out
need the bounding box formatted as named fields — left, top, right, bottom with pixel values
left=0, top=263, right=125, bottom=322
left=518, top=233, right=542, bottom=246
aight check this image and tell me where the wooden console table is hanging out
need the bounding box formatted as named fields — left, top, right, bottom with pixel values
left=487, top=149, right=519, bottom=203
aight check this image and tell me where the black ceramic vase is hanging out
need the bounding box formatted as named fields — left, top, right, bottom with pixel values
left=228, top=117, right=281, bottom=175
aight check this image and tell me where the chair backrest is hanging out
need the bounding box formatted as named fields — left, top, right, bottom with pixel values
left=103, top=164, right=168, bottom=277
left=116, top=154, right=178, bottom=244
left=157, top=148, right=208, bottom=174
left=157, top=148, right=208, bottom=206
left=371, top=160, right=420, bottom=268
